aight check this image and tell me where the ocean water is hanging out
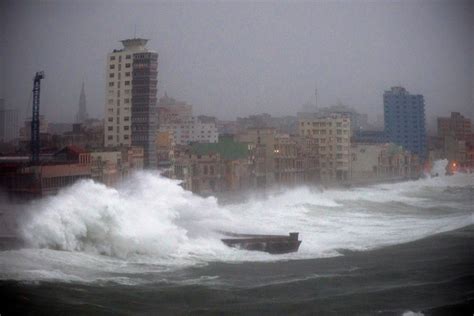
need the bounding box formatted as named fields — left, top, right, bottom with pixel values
left=0, top=160, right=473, bottom=315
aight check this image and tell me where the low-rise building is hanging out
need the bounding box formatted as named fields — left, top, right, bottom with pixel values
left=90, top=146, right=144, bottom=186
left=435, top=112, right=473, bottom=170
left=159, top=116, right=218, bottom=145
left=295, top=136, right=320, bottom=183
left=0, top=146, right=92, bottom=198
left=237, top=128, right=276, bottom=188
left=437, top=112, right=471, bottom=141
left=155, top=131, right=175, bottom=168
left=157, top=93, right=193, bottom=124
left=350, top=143, right=420, bottom=184
left=62, top=123, right=104, bottom=150
left=90, top=151, right=123, bottom=186
left=273, top=134, right=319, bottom=186
left=170, top=136, right=250, bottom=194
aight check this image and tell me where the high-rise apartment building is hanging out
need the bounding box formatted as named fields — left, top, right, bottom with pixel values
left=299, top=114, right=351, bottom=182
left=384, top=87, right=426, bottom=161
left=104, top=38, right=158, bottom=168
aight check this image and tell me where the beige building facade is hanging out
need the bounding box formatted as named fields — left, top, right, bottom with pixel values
left=299, top=115, right=351, bottom=182
left=236, top=128, right=276, bottom=187
left=350, top=143, right=420, bottom=183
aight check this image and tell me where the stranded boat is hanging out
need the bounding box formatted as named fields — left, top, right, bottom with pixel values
left=220, top=232, right=302, bottom=254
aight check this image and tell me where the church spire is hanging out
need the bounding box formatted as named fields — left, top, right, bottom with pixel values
left=76, top=81, right=89, bottom=123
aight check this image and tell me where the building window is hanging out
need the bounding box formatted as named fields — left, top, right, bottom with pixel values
left=108, top=117, right=113, bottom=122
left=108, top=126, right=113, bottom=131
left=124, top=126, right=129, bottom=131
left=109, top=73, right=114, bottom=78
left=124, top=135, right=129, bottom=140
left=125, top=81, right=130, bottom=86
left=110, top=56, right=116, bottom=61
left=108, top=82, right=114, bottom=87
left=124, top=98, right=130, bottom=104
left=109, top=64, right=115, bottom=69
left=108, top=136, right=113, bottom=140
left=126, top=55, right=131, bottom=59
left=125, top=63, right=131, bottom=68
left=125, top=72, right=131, bottom=77
left=124, top=116, right=130, bottom=121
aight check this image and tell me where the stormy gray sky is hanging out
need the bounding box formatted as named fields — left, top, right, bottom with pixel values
left=1, top=0, right=473, bottom=128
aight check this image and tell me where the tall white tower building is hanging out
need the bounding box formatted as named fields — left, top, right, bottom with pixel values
left=104, top=38, right=158, bottom=167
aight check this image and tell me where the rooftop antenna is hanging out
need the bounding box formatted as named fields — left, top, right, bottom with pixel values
left=314, top=86, right=318, bottom=110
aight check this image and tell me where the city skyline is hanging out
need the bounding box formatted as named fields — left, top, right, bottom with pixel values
left=1, top=1, right=473, bottom=124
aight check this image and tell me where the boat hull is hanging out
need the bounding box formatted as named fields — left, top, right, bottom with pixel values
left=221, top=232, right=302, bottom=254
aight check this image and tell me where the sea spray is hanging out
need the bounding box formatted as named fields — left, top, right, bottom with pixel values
left=430, top=158, right=448, bottom=177
left=21, top=173, right=233, bottom=258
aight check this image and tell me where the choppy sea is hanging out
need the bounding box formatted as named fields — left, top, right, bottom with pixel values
left=1, top=160, right=473, bottom=315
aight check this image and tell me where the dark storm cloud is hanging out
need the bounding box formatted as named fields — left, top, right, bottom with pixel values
left=1, top=0, right=473, bottom=125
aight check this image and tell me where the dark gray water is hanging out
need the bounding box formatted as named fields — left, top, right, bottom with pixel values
left=1, top=226, right=473, bottom=315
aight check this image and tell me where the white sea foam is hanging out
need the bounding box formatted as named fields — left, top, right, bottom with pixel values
left=0, top=161, right=472, bottom=283
left=402, top=311, right=424, bottom=316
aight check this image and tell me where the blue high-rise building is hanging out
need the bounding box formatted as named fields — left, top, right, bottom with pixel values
left=384, top=86, right=427, bottom=161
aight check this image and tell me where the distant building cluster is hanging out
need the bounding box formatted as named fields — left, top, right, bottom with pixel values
left=1, top=37, right=473, bottom=198
left=0, top=99, right=19, bottom=144
left=157, top=94, right=218, bottom=146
